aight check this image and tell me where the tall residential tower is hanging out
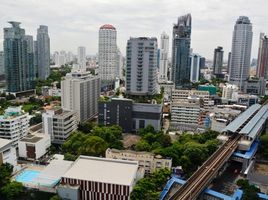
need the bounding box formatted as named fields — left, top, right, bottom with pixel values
left=4, top=22, right=36, bottom=93
left=98, top=24, right=117, bottom=88
left=159, top=32, right=169, bottom=82
left=256, top=33, right=268, bottom=79
left=229, top=16, right=253, bottom=89
left=77, top=46, right=86, bottom=69
left=126, top=37, right=158, bottom=95
left=37, top=25, right=50, bottom=79
left=213, top=46, right=224, bottom=76
left=172, top=14, right=192, bottom=89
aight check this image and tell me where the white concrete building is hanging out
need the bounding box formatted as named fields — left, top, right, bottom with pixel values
left=0, top=138, right=17, bottom=167
left=77, top=46, right=86, bottom=69
left=222, top=84, right=239, bottom=100
left=126, top=37, right=158, bottom=95
left=58, top=156, right=141, bottom=200
left=18, top=133, right=51, bottom=160
left=171, top=96, right=205, bottom=131
left=159, top=32, right=169, bottom=83
left=42, top=108, right=78, bottom=144
left=172, top=89, right=214, bottom=109
left=229, top=16, right=253, bottom=90
left=106, top=148, right=172, bottom=174
left=98, top=24, right=117, bottom=85
left=0, top=106, right=29, bottom=146
left=61, top=71, right=100, bottom=122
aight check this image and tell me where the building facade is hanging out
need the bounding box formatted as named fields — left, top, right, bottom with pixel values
left=98, top=24, right=118, bottom=87
left=0, top=106, right=29, bottom=147
left=171, top=97, right=205, bottom=131
left=126, top=37, right=158, bottom=95
left=0, top=138, right=17, bottom=167
left=37, top=25, right=50, bottom=79
left=256, top=33, right=268, bottom=79
left=106, top=148, right=172, bottom=174
left=190, top=53, right=201, bottom=82
left=229, top=16, right=253, bottom=90
left=4, top=22, right=36, bottom=93
left=98, top=98, right=162, bottom=132
left=42, top=108, right=78, bottom=144
left=58, top=156, right=140, bottom=200
left=77, top=46, right=86, bottom=69
left=61, top=71, right=100, bottom=122
left=213, top=46, right=224, bottom=76
left=18, top=133, right=51, bottom=160
left=172, top=14, right=192, bottom=89
left=171, top=89, right=214, bottom=109
left=159, top=32, right=169, bottom=83
left=0, top=51, right=4, bottom=75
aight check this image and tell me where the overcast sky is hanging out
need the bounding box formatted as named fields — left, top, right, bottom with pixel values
left=0, top=0, right=267, bottom=60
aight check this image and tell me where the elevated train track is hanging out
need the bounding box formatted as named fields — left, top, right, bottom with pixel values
left=165, top=104, right=263, bottom=200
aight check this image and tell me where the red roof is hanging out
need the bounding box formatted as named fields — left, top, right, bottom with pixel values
left=100, top=24, right=116, bottom=30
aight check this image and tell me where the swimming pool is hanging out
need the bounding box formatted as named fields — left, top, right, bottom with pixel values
left=16, top=170, right=41, bottom=184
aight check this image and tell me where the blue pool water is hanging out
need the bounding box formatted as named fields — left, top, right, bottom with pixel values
left=16, top=170, right=41, bottom=184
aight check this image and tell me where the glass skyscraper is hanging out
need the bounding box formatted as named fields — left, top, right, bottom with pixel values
left=172, top=14, right=192, bottom=89
left=4, top=21, right=36, bottom=93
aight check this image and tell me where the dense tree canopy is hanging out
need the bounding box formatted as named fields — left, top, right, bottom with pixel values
left=0, top=163, right=24, bottom=200
left=237, top=179, right=260, bottom=200
left=130, top=168, right=171, bottom=200
left=259, top=134, right=268, bottom=159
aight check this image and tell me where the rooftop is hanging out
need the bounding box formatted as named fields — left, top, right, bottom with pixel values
left=62, top=156, right=138, bottom=186
left=100, top=24, right=116, bottom=30
left=0, top=106, right=26, bottom=120
left=0, top=138, right=12, bottom=150
left=20, top=134, right=44, bottom=143
left=222, top=104, right=261, bottom=133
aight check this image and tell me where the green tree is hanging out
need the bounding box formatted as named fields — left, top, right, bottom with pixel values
left=30, top=114, right=42, bottom=125
left=0, top=163, right=13, bottom=188
left=236, top=179, right=260, bottom=200
left=1, top=181, right=24, bottom=200
left=130, top=168, right=171, bottom=200
left=78, top=136, right=108, bottom=157
left=77, top=122, right=95, bottom=134
left=259, top=134, right=268, bottom=159
left=135, top=140, right=151, bottom=151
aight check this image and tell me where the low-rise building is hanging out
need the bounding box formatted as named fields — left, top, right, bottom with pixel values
left=170, top=96, right=206, bottom=131
left=222, top=84, right=239, bottom=100
left=171, top=89, right=214, bottom=109
left=106, top=148, right=172, bottom=174
left=0, top=138, right=17, bottom=167
left=18, top=133, right=51, bottom=160
left=98, top=97, right=162, bottom=132
left=0, top=106, right=29, bottom=146
left=42, top=108, right=78, bottom=144
left=58, top=156, right=141, bottom=200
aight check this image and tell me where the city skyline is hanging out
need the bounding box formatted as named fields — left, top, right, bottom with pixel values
left=0, top=0, right=268, bottom=60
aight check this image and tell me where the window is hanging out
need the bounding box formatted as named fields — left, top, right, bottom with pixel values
left=139, top=120, right=145, bottom=129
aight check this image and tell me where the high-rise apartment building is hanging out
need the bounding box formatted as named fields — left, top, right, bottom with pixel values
left=77, top=46, right=86, bottom=69
left=159, top=32, right=169, bottom=82
left=126, top=37, right=158, bottom=95
left=213, top=46, right=224, bottom=76
left=61, top=71, right=100, bottom=122
left=98, top=24, right=117, bottom=87
left=256, top=33, right=268, bottom=79
left=37, top=25, right=50, bottom=79
left=229, top=16, right=253, bottom=89
left=227, top=52, right=232, bottom=74
left=4, top=22, right=36, bottom=93
left=0, top=51, right=4, bottom=75
left=190, top=53, right=201, bottom=82
left=172, top=14, right=192, bottom=89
